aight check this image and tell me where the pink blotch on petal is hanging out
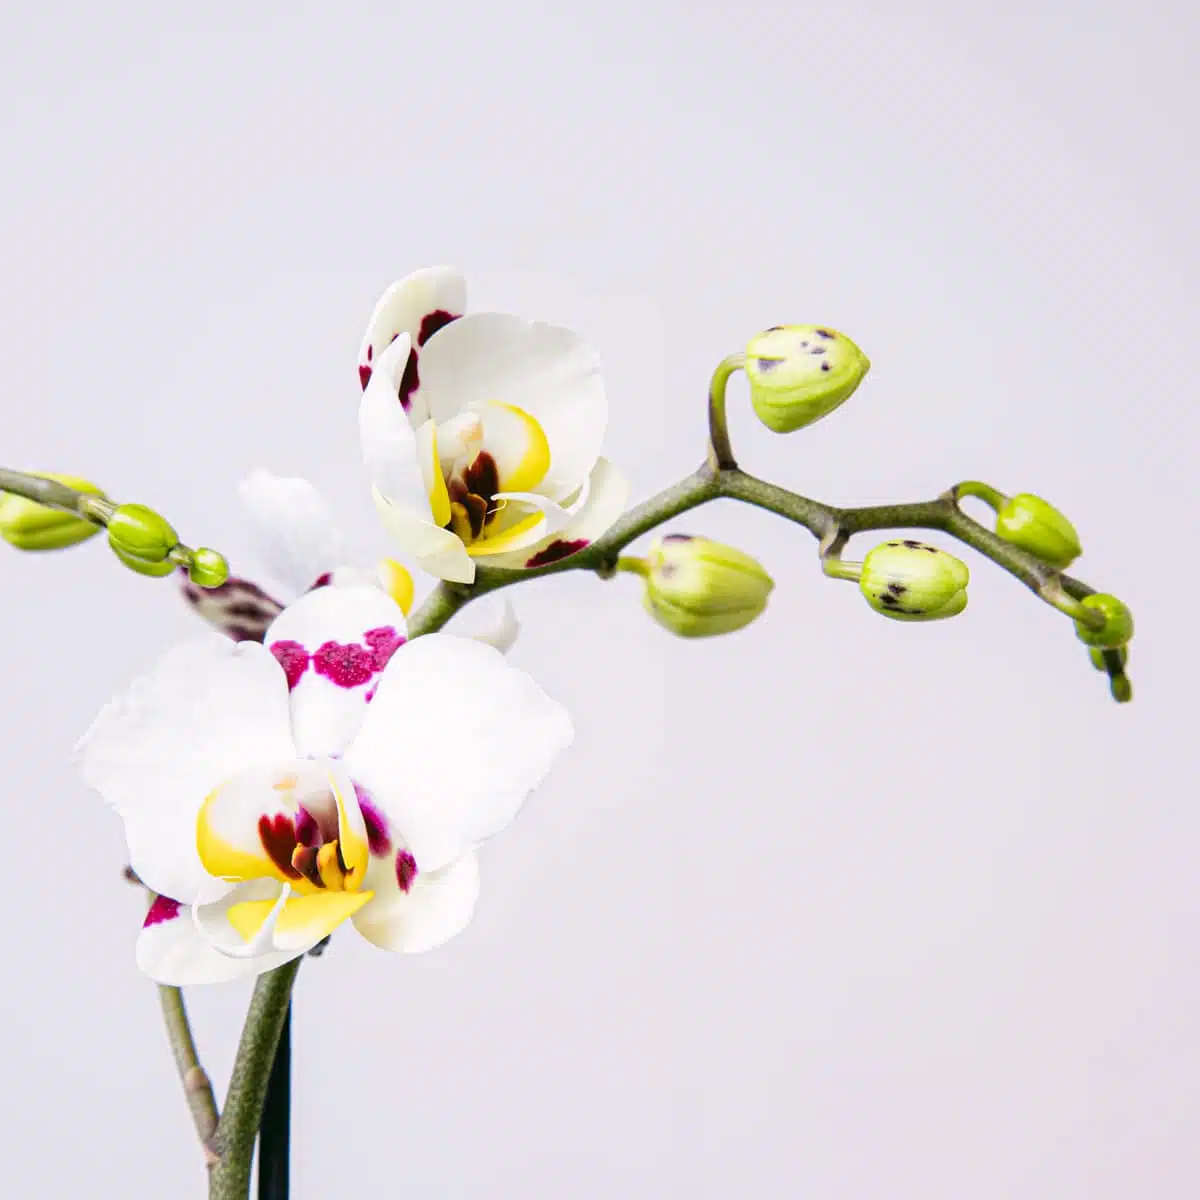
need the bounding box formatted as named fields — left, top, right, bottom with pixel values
left=269, top=640, right=310, bottom=690
left=395, top=850, right=418, bottom=893
left=359, top=364, right=373, bottom=390
left=364, top=625, right=405, bottom=671
left=143, top=895, right=181, bottom=928
left=525, top=538, right=589, bottom=568
left=417, top=309, right=459, bottom=346
left=354, top=783, right=392, bottom=855
left=313, top=641, right=375, bottom=689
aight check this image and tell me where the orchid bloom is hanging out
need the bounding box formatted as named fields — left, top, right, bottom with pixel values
left=358, top=267, right=630, bottom=583
left=77, top=584, right=571, bottom=984
left=182, top=469, right=518, bottom=651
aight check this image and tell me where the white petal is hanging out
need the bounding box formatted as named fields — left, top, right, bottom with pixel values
left=353, top=853, right=480, bottom=954
left=373, top=490, right=476, bottom=584
left=263, top=585, right=408, bottom=758
left=359, top=335, right=433, bottom=509
left=419, top=313, right=606, bottom=500
left=137, top=893, right=283, bottom=985
left=358, top=267, right=467, bottom=408
left=343, top=635, right=573, bottom=872
left=451, top=596, right=520, bottom=653
left=238, top=471, right=346, bottom=597
left=474, top=458, right=630, bottom=570
left=76, top=638, right=296, bottom=904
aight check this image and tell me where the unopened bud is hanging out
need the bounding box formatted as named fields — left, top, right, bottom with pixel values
left=642, top=535, right=774, bottom=638
left=860, top=539, right=969, bottom=621
left=995, top=493, right=1081, bottom=569
left=107, top=503, right=178, bottom=564
left=1074, top=593, right=1133, bottom=649
left=186, top=548, right=230, bottom=589
left=0, top=473, right=105, bottom=550
left=744, top=325, right=870, bottom=433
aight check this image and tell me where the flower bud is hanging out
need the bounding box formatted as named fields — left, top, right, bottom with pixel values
left=1088, top=645, right=1127, bottom=672
left=107, top=503, right=178, bottom=564
left=0, top=473, right=105, bottom=550
left=859, top=539, right=969, bottom=621
left=187, top=548, right=230, bottom=589
left=109, top=544, right=178, bottom=577
left=642, top=535, right=774, bottom=638
left=994, top=493, right=1081, bottom=569
left=1074, top=593, right=1133, bottom=649
left=744, top=325, right=870, bottom=433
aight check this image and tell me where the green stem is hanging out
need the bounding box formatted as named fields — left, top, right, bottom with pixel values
left=707, top=354, right=744, bottom=470
left=953, top=480, right=1009, bottom=511
left=159, top=985, right=220, bottom=1167
left=209, top=960, right=302, bottom=1200
left=0, top=466, right=108, bottom=520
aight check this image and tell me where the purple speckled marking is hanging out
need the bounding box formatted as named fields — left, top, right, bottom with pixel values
left=354, top=782, right=392, bottom=855
left=526, top=538, right=589, bottom=568
left=313, top=640, right=375, bottom=688
left=395, top=850, right=418, bottom=893
left=270, top=640, right=310, bottom=690
left=364, top=625, right=405, bottom=671
left=143, top=895, right=181, bottom=928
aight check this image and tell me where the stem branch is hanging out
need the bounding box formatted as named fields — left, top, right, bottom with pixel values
left=159, top=985, right=221, bottom=1167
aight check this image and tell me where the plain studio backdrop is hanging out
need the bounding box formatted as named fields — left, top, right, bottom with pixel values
left=1, top=3, right=1195, bottom=1197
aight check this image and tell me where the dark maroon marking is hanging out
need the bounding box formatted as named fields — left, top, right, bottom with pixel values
left=903, top=540, right=921, bottom=549
left=463, top=452, right=499, bottom=503
left=259, top=814, right=302, bottom=879
left=811, top=347, right=827, bottom=355
left=294, top=806, right=320, bottom=847
left=291, top=845, right=326, bottom=889
left=227, top=625, right=267, bottom=642
left=755, top=357, right=783, bottom=372
left=143, top=895, right=181, bottom=928
left=880, top=593, right=900, bottom=607
left=313, top=640, right=375, bottom=688
left=766, top=325, right=784, bottom=332
left=397, top=351, right=419, bottom=410
left=364, top=625, right=405, bottom=671
left=226, top=601, right=273, bottom=620
left=525, top=538, right=589, bottom=568
left=270, top=640, right=310, bottom=690
left=815, top=329, right=835, bottom=340
left=462, top=492, right=488, bottom=539
left=417, top=309, right=459, bottom=346
left=662, top=534, right=693, bottom=544
left=367, top=345, right=373, bottom=362
left=820, top=362, right=831, bottom=371
left=395, top=850, right=418, bottom=893
left=308, top=572, right=333, bottom=590
left=359, top=364, right=373, bottom=390
left=887, top=582, right=907, bottom=595
left=354, top=783, right=392, bottom=855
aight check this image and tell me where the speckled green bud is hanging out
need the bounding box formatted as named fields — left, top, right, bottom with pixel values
left=994, top=493, right=1081, bottom=569
left=859, top=539, right=969, bottom=622
left=187, top=547, right=230, bottom=589
left=643, top=535, right=774, bottom=638
left=1074, top=594, right=1134, bottom=649
left=744, top=324, right=870, bottom=433
left=107, top=503, right=178, bottom=563
left=0, top=473, right=105, bottom=550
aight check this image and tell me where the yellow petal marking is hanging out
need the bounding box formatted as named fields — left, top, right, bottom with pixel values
left=196, top=787, right=294, bottom=886
left=226, top=890, right=373, bottom=945
left=418, top=422, right=452, bottom=527
left=481, top=401, right=551, bottom=494
left=377, top=557, right=415, bottom=614
left=330, top=771, right=369, bottom=890
left=467, top=509, right=546, bottom=557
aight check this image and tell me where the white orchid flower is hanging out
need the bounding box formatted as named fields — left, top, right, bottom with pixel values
left=181, top=469, right=519, bottom=652
left=78, top=584, right=571, bottom=985
left=357, top=267, right=630, bottom=583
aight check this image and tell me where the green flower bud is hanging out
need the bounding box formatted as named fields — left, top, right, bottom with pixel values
left=1074, top=593, right=1133, bottom=649
left=994, top=493, right=1081, bottom=569
left=187, top=547, right=230, bottom=589
left=109, top=544, right=178, bottom=578
left=0, top=473, right=105, bottom=550
left=1088, top=645, right=1127, bottom=672
left=642, top=535, right=774, bottom=638
left=859, top=539, right=969, bottom=621
left=107, top=503, right=178, bottom=564
left=744, top=325, right=870, bottom=433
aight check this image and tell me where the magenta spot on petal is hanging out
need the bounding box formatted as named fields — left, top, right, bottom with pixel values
left=354, top=782, right=392, bottom=855
left=313, top=640, right=375, bottom=688
left=367, top=344, right=374, bottom=362
left=397, top=350, right=419, bottom=410
left=308, top=572, right=333, bottom=590
left=364, top=625, right=405, bottom=671
left=143, top=895, right=181, bottom=928
left=525, top=538, right=589, bottom=568
left=417, top=309, right=459, bottom=346
left=294, top=806, right=320, bottom=848
left=395, top=849, right=418, bottom=893
left=364, top=685, right=377, bottom=703
left=270, top=640, right=310, bottom=690
left=358, top=363, right=373, bottom=390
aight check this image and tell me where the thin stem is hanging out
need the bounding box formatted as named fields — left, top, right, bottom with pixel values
left=209, top=960, right=301, bottom=1200
left=158, top=985, right=220, bottom=1167
left=707, top=355, right=744, bottom=470
left=257, top=1004, right=291, bottom=1200
left=0, top=466, right=103, bottom=519
left=953, top=480, right=1009, bottom=511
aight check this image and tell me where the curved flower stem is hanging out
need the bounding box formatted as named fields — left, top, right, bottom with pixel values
left=0, top=465, right=113, bottom=523
left=209, top=960, right=301, bottom=1200
left=159, top=985, right=220, bottom=1167
left=406, top=464, right=1116, bottom=692
left=257, top=1004, right=291, bottom=1200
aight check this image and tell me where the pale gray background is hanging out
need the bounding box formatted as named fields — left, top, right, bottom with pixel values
left=1, top=2, right=1195, bottom=1196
